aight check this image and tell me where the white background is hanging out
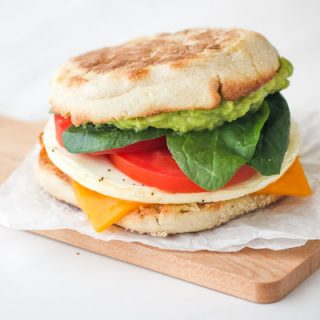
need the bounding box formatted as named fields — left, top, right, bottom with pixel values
left=1, top=0, right=320, bottom=319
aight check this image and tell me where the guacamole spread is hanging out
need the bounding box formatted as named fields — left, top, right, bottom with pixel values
left=110, top=57, right=293, bottom=133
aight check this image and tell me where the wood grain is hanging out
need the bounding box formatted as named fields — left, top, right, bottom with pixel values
left=1, top=115, right=320, bottom=303
left=0, top=116, right=44, bottom=181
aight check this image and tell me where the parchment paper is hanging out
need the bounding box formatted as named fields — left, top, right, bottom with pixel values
left=0, top=112, right=319, bottom=252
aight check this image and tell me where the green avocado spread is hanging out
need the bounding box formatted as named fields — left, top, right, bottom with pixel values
left=110, top=57, right=293, bottom=133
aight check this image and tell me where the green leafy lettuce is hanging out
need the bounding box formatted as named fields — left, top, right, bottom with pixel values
left=63, top=125, right=168, bottom=153
left=167, top=93, right=290, bottom=190
left=249, top=94, right=290, bottom=175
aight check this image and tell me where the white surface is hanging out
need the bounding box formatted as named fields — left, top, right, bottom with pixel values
left=1, top=0, right=320, bottom=319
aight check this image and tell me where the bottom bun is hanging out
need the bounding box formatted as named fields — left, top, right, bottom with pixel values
left=35, top=149, right=283, bottom=237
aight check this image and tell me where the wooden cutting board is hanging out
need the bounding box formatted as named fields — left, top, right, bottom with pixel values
left=1, top=115, right=320, bottom=304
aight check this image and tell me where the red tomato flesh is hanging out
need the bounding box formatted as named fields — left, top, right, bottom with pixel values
left=109, top=149, right=257, bottom=193
left=224, top=165, right=256, bottom=187
left=54, top=114, right=72, bottom=147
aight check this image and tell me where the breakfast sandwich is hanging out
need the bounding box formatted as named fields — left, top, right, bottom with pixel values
left=36, top=28, right=312, bottom=236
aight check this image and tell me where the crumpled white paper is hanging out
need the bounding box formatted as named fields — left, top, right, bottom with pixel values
left=0, top=111, right=319, bottom=252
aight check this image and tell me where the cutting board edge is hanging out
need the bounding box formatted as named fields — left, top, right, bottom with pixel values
left=2, top=115, right=320, bottom=304
left=30, top=229, right=320, bottom=304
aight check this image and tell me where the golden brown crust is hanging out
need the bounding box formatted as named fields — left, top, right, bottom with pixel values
left=221, top=75, right=274, bottom=100
left=118, top=194, right=282, bottom=236
left=50, top=28, right=280, bottom=125
left=71, top=29, right=240, bottom=80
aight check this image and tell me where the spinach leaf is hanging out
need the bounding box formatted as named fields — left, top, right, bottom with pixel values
left=167, top=130, right=247, bottom=190
left=249, top=93, right=290, bottom=175
left=63, top=124, right=167, bottom=153
left=166, top=104, right=270, bottom=190
left=219, top=102, right=270, bottom=160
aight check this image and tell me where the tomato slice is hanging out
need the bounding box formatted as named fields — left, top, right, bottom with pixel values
left=224, top=165, right=256, bottom=187
left=54, top=114, right=72, bottom=147
left=109, top=149, right=257, bottom=193
left=54, top=114, right=166, bottom=153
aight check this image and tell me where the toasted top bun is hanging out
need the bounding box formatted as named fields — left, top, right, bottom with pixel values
left=50, top=28, right=279, bottom=126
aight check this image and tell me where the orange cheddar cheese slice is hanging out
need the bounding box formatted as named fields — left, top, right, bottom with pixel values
left=255, top=158, right=312, bottom=196
left=71, top=158, right=311, bottom=232
left=71, top=180, right=142, bottom=232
